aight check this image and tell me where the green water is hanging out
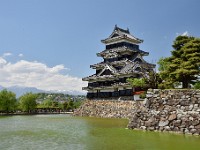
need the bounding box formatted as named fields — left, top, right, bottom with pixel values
left=0, top=115, right=200, bottom=150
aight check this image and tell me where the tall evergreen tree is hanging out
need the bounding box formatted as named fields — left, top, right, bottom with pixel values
left=158, top=36, right=200, bottom=88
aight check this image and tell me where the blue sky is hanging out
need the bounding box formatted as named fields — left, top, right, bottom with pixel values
left=0, top=0, right=200, bottom=93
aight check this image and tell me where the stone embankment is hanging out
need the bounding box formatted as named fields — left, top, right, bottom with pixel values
left=74, top=89, right=200, bottom=135
left=74, top=100, right=140, bottom=118
left=128, top=89, right=200, bottom=135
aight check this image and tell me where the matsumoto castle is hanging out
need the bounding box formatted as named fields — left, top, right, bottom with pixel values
left=83, top=25, right=155, bottom=99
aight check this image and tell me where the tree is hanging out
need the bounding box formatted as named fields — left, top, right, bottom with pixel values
left=157, top=57, right=174, bottom=88
left=157, top=57, right=170, bottom=72
left=194, top=81, right=200, bottom=89
left=67, top=100, right=74, bottom=111
left=61, top=101, right=68, bottom=111
left=19, top=93, right=37, bottom=113
left=145, top=71, right=162, bottom=89
left=42, top=99, right=53, bottom=108
left=126, top=78, right=146, bottom=90
left=158, top=36, right=200, bottom=88
left=73, top=100, right=83, bottom=109
left=0, top=89, right=17, bottom=113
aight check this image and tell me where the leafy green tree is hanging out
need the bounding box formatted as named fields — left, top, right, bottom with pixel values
left=157, top=57, right=174, bottom=88
left=52, top=101, right=58, bottom=107
left=0, top=89, right=17, bottom=113
left=67, top=100, right=74, bottom=111
left=73, top=100, right=83, bottom=109
left=158, top=36, right=200, bottom=88
left=126, top=78, right=146, bottom=90
left=19, top=93, right=37, bottom=113
left=61, top=101, right=68, bottom=111
left=42, top=99, right=53, bottom=108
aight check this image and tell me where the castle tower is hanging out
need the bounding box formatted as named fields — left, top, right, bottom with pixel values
left=83, top=25, right=155, bottom=99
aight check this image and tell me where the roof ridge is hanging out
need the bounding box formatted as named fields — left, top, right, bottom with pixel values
left=114, top=25, right=130, bottom=34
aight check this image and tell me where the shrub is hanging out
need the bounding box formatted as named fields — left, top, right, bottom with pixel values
left=194, top=82, right=200, bottom=89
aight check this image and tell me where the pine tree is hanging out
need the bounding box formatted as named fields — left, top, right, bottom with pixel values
left=158, top=35, right=200, bottom=88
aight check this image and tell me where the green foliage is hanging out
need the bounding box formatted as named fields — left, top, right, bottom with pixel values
left=36, top=92, right=85, bottom=112
left=0, top=90, right=84, bottom=113
left=19, top=93, right=37, bottom=113
left=52, top=101, right=59, bottom=107
left=37, top=98, right=83, bottom=112
left=61, top=99, right=83, bottom=111
left=36, top=93, right=70, bottom=100
left=126, top=78, right=146, bottom=88
left=41, top=99, right=54, bottom=108
left=139, top=92, right=146, bottom=99
left=73, top=100, right=83, bottom=109
left=145, top=71, right=162, bottom=89
left=157, top=57, right=170, bottom=72
left=157, top=57, right=174, bottom=89
left=61, top=101, right=68, bottom=110
left=66, top=100, right=74, bottom=111
left=194, top=82, right=200, bottom=89
left=0, top=89, right=17, bottom=113
left=158, top=36, right=200, bottom=88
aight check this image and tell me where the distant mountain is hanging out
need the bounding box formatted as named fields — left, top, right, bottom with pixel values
left=0, top=86, right=45, bottom=97
left=0, top=85, right=86, bottom=97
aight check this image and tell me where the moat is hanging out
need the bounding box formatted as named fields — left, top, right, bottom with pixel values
left=0, top=114, right=200, bottom=150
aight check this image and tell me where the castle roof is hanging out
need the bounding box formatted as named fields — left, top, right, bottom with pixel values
left=101, top=25, right=143, bottom=44
left=82, top=82, right=131, bottom=91
left=97, top=47, right=149, bottom=58
left=83, top=59, right=155, bottom=82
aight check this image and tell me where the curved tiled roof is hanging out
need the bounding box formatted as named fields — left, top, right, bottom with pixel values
left=101, top=25, right=143, bottom=44
left=97, top=46, right=149, bottom=58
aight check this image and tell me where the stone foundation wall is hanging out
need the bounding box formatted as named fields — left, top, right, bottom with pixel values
left=128, top=89, right=200, bottom=135
left=74, top=89, right=200, bottom=135
left=74, top=100, right=141, bottom=118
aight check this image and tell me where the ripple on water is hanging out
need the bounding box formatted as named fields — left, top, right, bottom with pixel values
left=1, top=115, right=200, bottom=150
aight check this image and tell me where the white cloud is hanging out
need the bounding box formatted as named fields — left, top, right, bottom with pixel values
left=18, top=53, right=24, bottom=57
left=0, top=57, right=7, bottom=66
left=0, top=57, right=87, bottom=94
left=3, top=52, right=12, bottom=57
left=176, top=31, right=189, bottom=37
